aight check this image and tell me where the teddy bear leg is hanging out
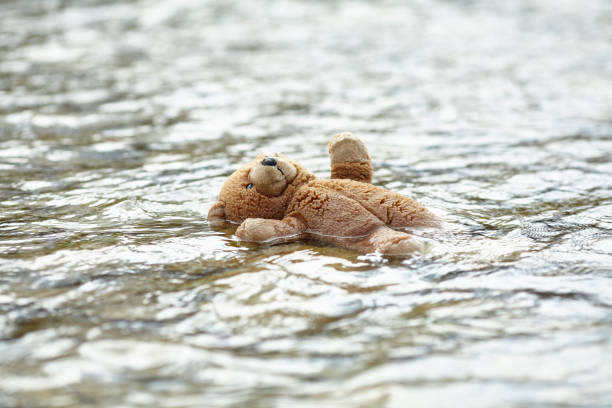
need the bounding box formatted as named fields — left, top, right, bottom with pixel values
left=328, top=132, right=373, bottom=183
left=236, top=216, right=307, bottom=243
left=352, top=226, right=426, bottom=255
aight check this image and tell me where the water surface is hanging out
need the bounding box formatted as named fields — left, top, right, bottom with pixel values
left=1, top=0, right=612, bottom=407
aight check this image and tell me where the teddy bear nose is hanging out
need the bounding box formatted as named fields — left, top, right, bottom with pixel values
left=261, top=157, right=277, bottom=166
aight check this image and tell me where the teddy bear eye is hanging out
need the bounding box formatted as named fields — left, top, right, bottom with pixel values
left=246, top=183, right=253, bottom=189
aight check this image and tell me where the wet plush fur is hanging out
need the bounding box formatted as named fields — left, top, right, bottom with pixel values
left=208, top=133, right=438, bottom=254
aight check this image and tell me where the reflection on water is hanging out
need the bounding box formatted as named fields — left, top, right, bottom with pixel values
left=1, top=0, right=612, bottom=406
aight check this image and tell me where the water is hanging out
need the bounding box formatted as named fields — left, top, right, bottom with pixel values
left=1, top=0, right=612, bottom=406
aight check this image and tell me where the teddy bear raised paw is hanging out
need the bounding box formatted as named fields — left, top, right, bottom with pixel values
left=208, top=132, right=439, bottom=254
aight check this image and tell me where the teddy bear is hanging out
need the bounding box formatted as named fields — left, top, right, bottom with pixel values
left=208, top=132, right=439, bottom=254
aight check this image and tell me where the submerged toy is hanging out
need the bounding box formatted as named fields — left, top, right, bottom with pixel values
left=208, top=133, right=439, bottom=254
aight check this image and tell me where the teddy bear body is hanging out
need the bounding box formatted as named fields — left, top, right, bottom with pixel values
left=208, top=133, right=439, bottom=254
left=288, top=179, right=435, bottom=236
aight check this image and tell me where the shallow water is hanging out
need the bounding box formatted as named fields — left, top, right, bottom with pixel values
left=1, top=0, right=612, bottom=406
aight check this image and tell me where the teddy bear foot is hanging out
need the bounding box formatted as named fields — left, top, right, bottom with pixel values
left=377, top=235, right=426, bottom=255
left=328, top=132, right=373, bottom=183
left=329, top=132, right=371, bottom=164
left=362, top=226, right=426, bottom=255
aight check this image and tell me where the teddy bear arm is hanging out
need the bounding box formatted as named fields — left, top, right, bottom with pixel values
left=207, top=201, right=226, bottom=226
left=236, top=216, right=307, bottom=242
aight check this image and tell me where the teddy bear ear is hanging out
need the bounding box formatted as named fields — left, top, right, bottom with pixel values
left=207, top=201, right=226, bottom=226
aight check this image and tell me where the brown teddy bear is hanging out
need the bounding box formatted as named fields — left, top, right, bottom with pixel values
left=208, top=133, right=439, bottom=254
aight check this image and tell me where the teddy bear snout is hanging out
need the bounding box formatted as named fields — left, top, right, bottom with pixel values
left=261, top=157, right=277, bottom=166
left=249, top=164, right=287, bottom=197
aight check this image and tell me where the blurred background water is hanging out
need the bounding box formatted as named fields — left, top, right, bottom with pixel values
left=1, top=0, right=612, bottom=407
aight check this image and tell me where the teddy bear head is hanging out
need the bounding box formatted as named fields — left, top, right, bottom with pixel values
left=208, top=153, right=315, bottom=225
